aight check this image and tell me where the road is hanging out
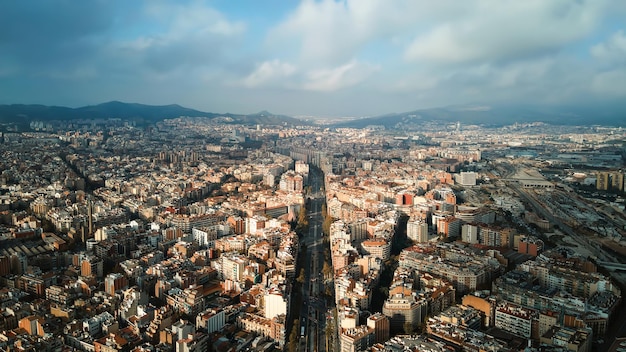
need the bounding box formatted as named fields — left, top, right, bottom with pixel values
left=299, top=167, right=328, bottom=352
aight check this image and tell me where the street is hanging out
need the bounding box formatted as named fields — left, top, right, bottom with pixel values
left=299, top=167, right=329, bottom=352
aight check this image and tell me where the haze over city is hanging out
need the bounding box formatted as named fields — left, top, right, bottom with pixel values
left=2, top=0, right=626, bottom=117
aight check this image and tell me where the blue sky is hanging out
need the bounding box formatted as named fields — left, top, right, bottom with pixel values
left=1, top=0, right=625, bottom=117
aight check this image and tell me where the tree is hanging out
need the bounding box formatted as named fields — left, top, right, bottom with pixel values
left=417, top=316, right=429, bottom=334
left=298, top=205, right=307, bottom=224
left=297, top=268, right=306, bottom=284
left=403, top=321, right=415, bottom=335
left=325, top=320, right=334, bottom=351
left=324, top=284, right=333, bottom=298
left=41, top=218, right=56, bottom=232
left=295, top=205, right=309, bottom=234
left=288, top=319, right=300, bottom=352
left=324, top=248, right=331, bottom=263
left=322, top=261, right=332, bottom=278
left=322, top=216, right=333, bottom=236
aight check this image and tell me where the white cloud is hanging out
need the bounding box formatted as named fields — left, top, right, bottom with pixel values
left=302, top=60, right=378, bottom=91
left=268, top=0, right=613, bottom=68
left=239, top=59, right=377, bottom=92
left=390, top=74, right=440, bottom=92
left=587, top=30, right=626, bottom=97
left=259, top=0, right=622, bottom=110
left=169, top=5, right=245, bottom=37
left=592, top=69, right=626, bottom=95
left=3, top=0, right=626, bottom=116
left=591, top=30, right=626, bottom=65
left=267, top=0, right=427, bottom=66
left=113, top=2, right=246, bottom=74
left=405, top=0, right=605, bottom=64
left=144, top=2, right=246, bottom=36
left=491, top=58, right=555, bottom=88
left=241, top=60, right=297, bottom=88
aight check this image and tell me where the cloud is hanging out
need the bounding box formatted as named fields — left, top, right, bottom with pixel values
left=268, top=0, right=614, bottom=68
left=145, top=2, right=245, bottom=37
left=592, top=70, right=626, bottom=96
left=0, top=2, right=117, bottom=75
left=0, top=1, right=258, bottom=111
left=256, top=0, right=624, bottom=113
left=267, top=0, right=424, bottom=66
left=302, top=60, right=378, bottom=91
left=115, top=2, right=247, bottom=75
left=0, top=1, right=247, bottom=81
left=384, top=53, right=595, bottom=107
left=589, top=30, right=626, bottom=97
left=241, top=60, right=297, bottom=88
left=404, top=0, right=605, bottom=65
left=1, top=0, right=626, bottom=116
left=591, top=30, right=626, bottom=65
left=239, top=59, right=377, bottom=92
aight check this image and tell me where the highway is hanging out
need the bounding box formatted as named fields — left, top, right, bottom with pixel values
left=299, top=167, right=329, bottom=352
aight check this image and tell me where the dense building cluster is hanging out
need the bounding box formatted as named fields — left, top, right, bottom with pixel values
left=0, top=117, right=624, bottom=352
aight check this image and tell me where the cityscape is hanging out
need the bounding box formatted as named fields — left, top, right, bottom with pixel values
left=1, top=1, right=626, bottom=352
left=0, top=115, right=624, bottom=352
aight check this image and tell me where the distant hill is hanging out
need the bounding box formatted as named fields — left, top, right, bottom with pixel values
left=2, top=101, right=625, bottom=130
left=0, top=101, right=305, bottom=127
left=333, top=103, right=626, bottom=129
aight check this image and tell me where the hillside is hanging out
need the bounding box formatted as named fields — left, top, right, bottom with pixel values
left=333, top=104, right=626, bottom=129
left=0, top=101, right=305, bottom=127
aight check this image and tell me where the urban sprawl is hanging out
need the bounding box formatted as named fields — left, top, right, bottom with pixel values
left=0, top=117, right=625, bottom=352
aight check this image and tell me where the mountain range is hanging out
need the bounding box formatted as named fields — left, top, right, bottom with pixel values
left=1, top=101, right=625, bottom=129
left=0, top=101, right=303, bottom=127
left=334, top=103, right=626, bottom=129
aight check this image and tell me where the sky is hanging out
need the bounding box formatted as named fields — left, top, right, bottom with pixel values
left=1, top=0, right=625, bottom=117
